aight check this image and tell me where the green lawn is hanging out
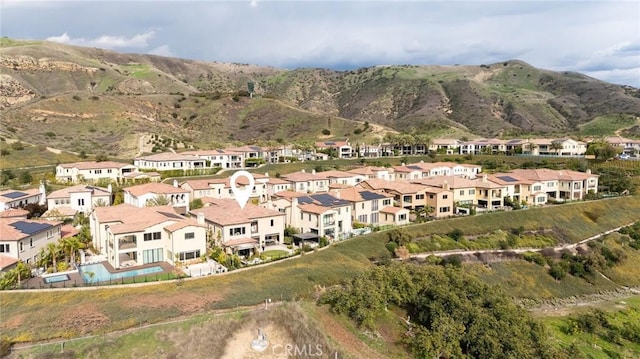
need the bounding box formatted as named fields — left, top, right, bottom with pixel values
left=262, top=250, right=289, bottom=259
left=579, top=114, right=639, bottom=136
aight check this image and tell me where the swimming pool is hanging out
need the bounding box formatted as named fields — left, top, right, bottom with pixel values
left=42, top=274, right=70, bottom=284
left=79, top=262, right=164, bottom=283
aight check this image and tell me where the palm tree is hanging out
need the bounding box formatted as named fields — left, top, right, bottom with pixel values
left=63, top=237, right=84, bottom=266
left=550, top=140, right=564, bottom=155
left=46, top=242, right=60, bottom=272
left=146, top=194, right=171, bottom=207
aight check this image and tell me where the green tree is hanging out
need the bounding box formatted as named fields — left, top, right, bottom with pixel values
left=146, top=194, right=171, bottom=207
left=190, top=198, right=204, bottom=210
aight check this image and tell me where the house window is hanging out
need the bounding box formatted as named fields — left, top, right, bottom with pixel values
left=383, top=199, right=391, bottom=206
left=20, top=242, right=23, bottom=252
left=533, top=185, right=542, bottom=191
left=179, top=250, right=201, bottom=261
left=371, top=200, right=379, bottom=211
left=439, top=207, right=451, bottom=213
left=0, top=244, right=9, bottom=253
left=371, top=212, right=379, bottom=224
left=144, top=232, right=162, bottom=241
left=537, top=196, right=546, bottom=203
left=184, top=232, right=195, bottom=240
left=443, top=194, right=448, bottom=199
left=30, top=238, right=33, bottom=248
left=94, top=169, right=102, bottom=174
left=399, top=214, right=407, bottom=221
left=251, top=221, right=258, bottom=233
left=460, top=190, right=464, bottom=195
left=429, top=194, right=434, bottom=199
left=229, top=227, right=246, bottom=236
left=78, top=198, right=85, bottom=206
left=469, top=189, right=475, bottom=195
left=357, top=214, right=368, bottom=223
left=270, top=219, right=274, bottom=226
left=415, top=194, right=425, bottom=200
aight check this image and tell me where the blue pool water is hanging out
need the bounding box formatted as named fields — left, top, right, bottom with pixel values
left=79, top=263, right=164, bottom=283
left=43, top=274, right=70, bottom=284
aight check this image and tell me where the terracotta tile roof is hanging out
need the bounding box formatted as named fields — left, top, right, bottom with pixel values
left=281, top=171, right=325, bottom=182
left=0, top=208, right=29, bottom=219
left=266, top=178, right=292, bottom=185
left=47, top=185, right=110, bottom=199
left=190, top=198, right=283, bottom=226
left=380, top=206, right=406, bottom=214
left=432, top=138, right=460, bottom=145
left=0, top=188, right=40, bottom=201
left=61, top=224, right=80, bottom=238
left=58, top=161, right=133, bottom=170
left=413, top=176, right=479, bottom=189
left=316, top=170, right=357, bottom=179
left=0, top=254, right=19, bottom=270
left=361, top=179, right=426, bottom=194
left=335, top=187, right=391, bottom=202
left=182, top=149, right=243, bottom=156
left=0, top=218, right=61, bottom=241
left=271, top=191, right=306, bottom=199
left=124, top=182, right=189, bottom=197
left=164, top=218, right=204, bottom=232
left=298, top=203, right=331, bottom=214
left=315, top=141, right=349, bottom=148
left=509, top=169, right=597, bottom=182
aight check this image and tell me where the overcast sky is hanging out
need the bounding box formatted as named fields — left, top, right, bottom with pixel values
left=2, top=0, right=639, bottom=87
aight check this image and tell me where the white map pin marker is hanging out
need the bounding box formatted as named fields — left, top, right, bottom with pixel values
left=230, top=170, right=255, bottom=209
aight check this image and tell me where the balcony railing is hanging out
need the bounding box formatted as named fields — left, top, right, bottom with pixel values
left=118, top=240, right=137, bottom=249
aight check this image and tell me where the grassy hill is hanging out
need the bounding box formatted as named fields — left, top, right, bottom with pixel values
left=1, top=38, right=640, bottom=157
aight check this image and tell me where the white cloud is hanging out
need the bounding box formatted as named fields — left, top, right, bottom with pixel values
left=46, top=30, right=155, bottom=49
left=250, top=0, right=258, bottom=8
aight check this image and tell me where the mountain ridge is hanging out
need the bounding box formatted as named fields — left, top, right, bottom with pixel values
left=1, top=38, right=639, bottom=157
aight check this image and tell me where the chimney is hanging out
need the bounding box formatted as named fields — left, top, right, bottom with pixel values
left=401, top=162, right=406, bottom=166
left=265, top=172, right=269, bottom=177
left=173, top=179, right=178, bottom=188
left=301, top=169, right=306, bottom=173
left=482, top=174, right=488, bottom=183
left=312, top=169, right=316, bottom=175
left=107, top=183, right=113, bottom=193
left=586, top=169, right=591, bottom=174
left=38, top=181, right=46, bottom=206
left=335, top=191, right=340, bottom=199
left=443, top=180, right=450, bottom=191
left=196, top=212, right=205, bottom=225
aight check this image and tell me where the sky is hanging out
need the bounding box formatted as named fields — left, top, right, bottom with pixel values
left=2, top=0, right=639, bottom=87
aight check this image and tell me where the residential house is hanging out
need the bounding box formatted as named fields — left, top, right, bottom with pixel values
left=265, top=177, right=294, bottom=197
left=0, top=218, right=62, bottom=267
left=281, top=170, right=331, bottom=193
left=182, top=149, right=244, bottom=169
left=0, top=185, right=45, bottom=211
left=429, top=139, right=461, bottom=154
left=269, top=192, right=353, bottom=240
left=413, top=176, right=481, bottom=214
left=56, top=161, right=138, bottom=183
left=604, top=136, right=640, bottom=155
left=459, top=138, right=506, bottom=155
left=507, top=168, right=598, bottom=202
left=45, top=184, right=112, bottom=217
left=317, top=170, right=366, bottom=187
left=90, top=204, right=206, bottom=268
left=332, top=187, right=396, bottom=225
left=123, top=182, right=190, bottom=212
left=315, top=140, right=353, bottom=158
left=488, top=173, right=546, bottom=206
left=358, top=179, right=429, bottom=211
left=357, top=143, right=382, bottom=158
left=423, top=187, right=455, bottom=218
left=474, top=175, right=505, bottom=210
left=347, top=166, right=395, bottom=181
left=379, top=206, right=410, bottom=226
left=181, top=174, right=269, bottom=203
left=133, top=152, right=207, bottom=171
left=190, top=198, right=285, bottom=256
left=522, top=138, right=587, bottom=157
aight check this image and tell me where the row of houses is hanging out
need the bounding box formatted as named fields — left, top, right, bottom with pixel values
left=3, top=158, right=599, bottom=273
left=52, top=135, right=638, bottom=185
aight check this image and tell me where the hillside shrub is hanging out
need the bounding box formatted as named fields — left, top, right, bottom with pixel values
left=321, top=129, right=331, bottom=135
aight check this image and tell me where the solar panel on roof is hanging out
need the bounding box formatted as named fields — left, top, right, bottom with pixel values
left=497, top=175, right=519, bottom=183
left=297, top=197, right=314, bottom=204
left=10, top=221, right=52, bottom=235
left=310, top=193, right=350, bottom=206
left=325, top=141, right=335, bottom=145
left=360, top=191, right=386, bottom=201
left=2, top=191, right=29, bottom=199
left=249, top=146, right=261, bottom=151
left=407, top=165, right=422, bottom=170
